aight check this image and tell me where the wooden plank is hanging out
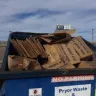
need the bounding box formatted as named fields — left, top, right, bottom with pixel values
left=71, top=37, right=90, bottom=57
left=66, top=43, right=80, bottom=64
left=76, top=36, right=93, bottom=55
left=44, top=44, right=60, bottom=62
left=42, top=60, right=65, bottom=69
left=24, top=40, right=37, bottom=58
left=16, top=40, right=30, bottom=57
left=11, top=40, right=24, bottom=56
left=54, top=29, right=76, bottom=35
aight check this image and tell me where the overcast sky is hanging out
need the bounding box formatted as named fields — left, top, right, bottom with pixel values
left=0, top=0, right=96, bottom=41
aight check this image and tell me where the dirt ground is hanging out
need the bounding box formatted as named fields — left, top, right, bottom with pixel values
left=0, top=46, right=6, bottom=62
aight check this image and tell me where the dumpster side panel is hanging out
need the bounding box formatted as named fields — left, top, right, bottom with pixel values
left=5, top=76, right=95, bottom=96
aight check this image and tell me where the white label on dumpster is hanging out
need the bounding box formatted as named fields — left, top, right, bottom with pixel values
left=55, top=84, right=91, bottom=96
left=29, top=88, right=42, bottom=96
left=52, top=75, right=94, bottom=82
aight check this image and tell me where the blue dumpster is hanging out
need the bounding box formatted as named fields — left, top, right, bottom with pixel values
left=1, top=32, right=96, bottom=96
left=0, top=74, right=96, bottom=96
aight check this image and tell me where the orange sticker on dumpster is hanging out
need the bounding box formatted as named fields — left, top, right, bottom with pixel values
left=51, top=75, right=94, bottom=82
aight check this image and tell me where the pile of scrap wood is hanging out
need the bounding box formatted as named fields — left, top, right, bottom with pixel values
left=8, top=30, right=95, bottom=71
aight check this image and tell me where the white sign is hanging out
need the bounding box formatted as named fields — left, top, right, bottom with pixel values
left=52, top=75, right=94, bottom=83
left=56, top=24, right=71, bottom=30
left=64, top=25, right=71, bottom=29
left=29, top=88, right=42, bottom=96
left=55, top=84, right=91, bottom=96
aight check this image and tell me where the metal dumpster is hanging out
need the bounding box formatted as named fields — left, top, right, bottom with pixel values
left=1, top=32, right=96, bottom=96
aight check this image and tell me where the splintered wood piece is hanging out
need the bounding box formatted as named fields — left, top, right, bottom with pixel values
left=76, top=37, right=90, bottom=54
left=24, top=41, right=34, bottom=58
left=72, top=39, right=87, bottom=54
left=36, top=39, right=45, bottom=52
left=61, top=44, right=71, bottom=62
left=63, top=64, right=75, bottom=69
left=78, top=61, right=96, bottom=68
left=54, top=29, right=76, bottom=35
left=71, top=39, right=88, bottom=58
left=42, top=60, right=65, bottom=69
left=57, top=44, right=70, bottom=65
left=39, top=37, right=52, bottom=43
left=27, top=37, right=41, bottom=54
left=66, top=43, right=80, bottom=64
left=10, top=40, right=22, bottom=56
left=26, top=38, right=40, bottom=55
left=20, top=40, right=32, bottom=58
left=25, top=40, right=38, bottom=58
left=76, top=36, right=93, bottom=55
left=54, top=44, right=65, bottom=62
left=23, top=58, right=42, bottom=70
left=12, top=39, right=26, bottom=57
left=36, top=39, right=48, bottom=58
left=34, top=38, right=44, bottom=53
left=16, top=40, right=27, bottom=57
left=72, top=42, right=83, bottom=58
left=16, top=39, right=30, bottom=57
left=40, top=34, right=54, bottom=37
left=69, top=36, right=93, bottom=59
left=13, top=40, right=27, bottom=57
left=30, top=37, right=43, bottom=52
left=53, top=34, right=71, bottom=43
left=8, top=55, right=23, bottom=71
left=44, top=44, right=60, bottom=62
left=29, top=37, right=47, bottom=58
